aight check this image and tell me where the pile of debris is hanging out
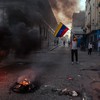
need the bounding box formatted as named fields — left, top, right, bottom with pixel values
left=10, top=78, right=40, bottom=93
left=52, top=88, right=79, bottom=97
left=41, top=85, right=79, bottom=97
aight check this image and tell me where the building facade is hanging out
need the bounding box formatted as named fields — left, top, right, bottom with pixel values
left=85, top=0, right=100, bottom=50
left=71, top=11, right=86, bottom=48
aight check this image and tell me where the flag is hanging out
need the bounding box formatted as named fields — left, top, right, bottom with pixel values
left=54, top=22, right=69, bottom=37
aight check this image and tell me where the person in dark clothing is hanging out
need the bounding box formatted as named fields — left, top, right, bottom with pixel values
left=63, top=41, right=65, bottom=47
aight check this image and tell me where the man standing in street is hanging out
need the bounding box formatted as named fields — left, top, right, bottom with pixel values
left=70, top=36, right=78, bottom=64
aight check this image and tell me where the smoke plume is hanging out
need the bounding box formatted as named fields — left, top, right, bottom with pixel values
left=49, top=0, right=80, bottom=24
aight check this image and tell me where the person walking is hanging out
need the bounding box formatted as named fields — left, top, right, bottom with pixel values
left=56, top=40, right=59, bottom=46
left=70, top=37, right=78, bottom=64
left=63, top=41, right=65, bottom=47
left=88, top=42, right=92, bottom=55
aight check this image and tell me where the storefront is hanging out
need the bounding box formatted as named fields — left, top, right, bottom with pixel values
left=96, top=30, right=100, bottom=51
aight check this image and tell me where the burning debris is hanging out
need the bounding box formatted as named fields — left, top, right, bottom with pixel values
left=10, top=69, right=42, bottom=93
left=11, top=78, right=41, bottom=93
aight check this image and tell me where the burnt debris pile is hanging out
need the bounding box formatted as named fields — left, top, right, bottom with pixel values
left=11, top=78, right=41, bottom=93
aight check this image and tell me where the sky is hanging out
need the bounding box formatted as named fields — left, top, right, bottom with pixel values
left=80, top=0, right=86, bottom=11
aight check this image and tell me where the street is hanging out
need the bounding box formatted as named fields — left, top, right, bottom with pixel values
left=0, top=45, right=100, bottom=100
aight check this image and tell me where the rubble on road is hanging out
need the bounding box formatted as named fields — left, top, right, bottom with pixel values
left=42, top=85, right=79, bottom=97
left=67, top=76, right=74, bottom=81
left=53, top=88, right=79, bottom=97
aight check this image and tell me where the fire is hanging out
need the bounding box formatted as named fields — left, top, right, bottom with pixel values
left=19, top=78, right=30, bottom=86
left=11, top=76, right=41, bottom=93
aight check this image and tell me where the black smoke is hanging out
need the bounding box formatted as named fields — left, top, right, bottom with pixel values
left=0, top=26, right=12, bottom=50
left=3, top=7, right=43, bottom=57
left=0, top=0, right=57, bottom=58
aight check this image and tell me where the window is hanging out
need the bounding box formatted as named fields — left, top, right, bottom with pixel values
left=98, top=2, right=100, bottom=7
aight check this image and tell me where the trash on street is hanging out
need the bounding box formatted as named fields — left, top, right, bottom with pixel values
left=52, top=87, right=79, bottom=97
left=67, top=77, right=73, bottom=80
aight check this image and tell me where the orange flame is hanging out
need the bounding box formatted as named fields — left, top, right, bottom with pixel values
left=19, top=78, right=30, bottom=86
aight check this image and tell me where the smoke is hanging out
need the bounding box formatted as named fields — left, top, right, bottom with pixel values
left=17, top=69, right=38, bottom=83
left=17, top=67, right=44, bottom=83
left=49, top=0, right=80, bottom=24
left=0, top=0, right=57, bottom=58
left=2, top=8, right=44, bottom=57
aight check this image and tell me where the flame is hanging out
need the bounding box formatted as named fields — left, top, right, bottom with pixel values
left=19, top=78, right=30, bottom=86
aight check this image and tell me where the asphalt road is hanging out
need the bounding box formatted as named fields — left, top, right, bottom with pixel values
left=0, top=45, right=100, bottom=100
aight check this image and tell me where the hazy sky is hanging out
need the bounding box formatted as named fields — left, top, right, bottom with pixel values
left=80, top=0, right=86, bottom=11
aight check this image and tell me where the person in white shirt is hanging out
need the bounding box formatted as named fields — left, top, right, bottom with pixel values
left=88, top=42, right=92, bottom=55
left=71, top=37, right=78, bottom=64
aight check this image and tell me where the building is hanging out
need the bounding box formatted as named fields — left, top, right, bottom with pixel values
left=71, top=11, right=86, bottom=48
left=72, top=11, right=85, bottom=35
left=85, top=0, right=100, bottom=50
